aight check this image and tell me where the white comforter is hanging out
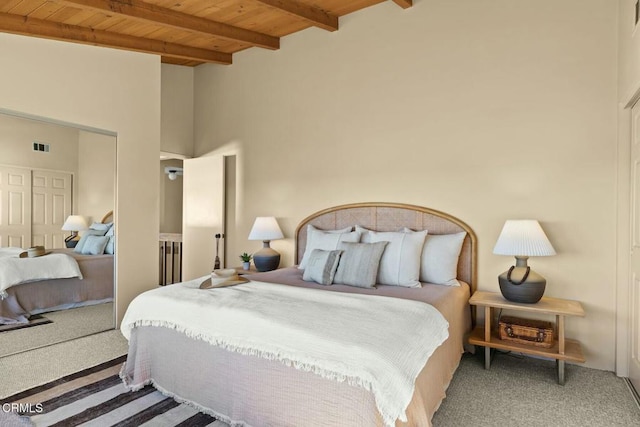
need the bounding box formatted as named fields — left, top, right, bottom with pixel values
left=0, top=248, right=83, bottom=298
left=121, top=278, right=449, bottom=426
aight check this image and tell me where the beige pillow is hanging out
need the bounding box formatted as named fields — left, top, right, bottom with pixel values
left=333, top=241, right=388, bottom=288
left=302, top=249, right=343, bottom=285
left=298, top=224, right=359, bottom=269
left=357, top=226, right=427, bottom=287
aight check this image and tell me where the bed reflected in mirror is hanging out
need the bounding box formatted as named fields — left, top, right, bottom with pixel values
left=0, top=112, right=116, bottom=357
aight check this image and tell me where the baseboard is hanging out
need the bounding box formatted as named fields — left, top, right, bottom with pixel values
left=624, top=378, right=640, bottom=410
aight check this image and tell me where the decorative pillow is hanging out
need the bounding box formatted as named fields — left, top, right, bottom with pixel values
left=333, top=241, right=388, bottom=288
left=89, top=221, right=112, bottom=231
left=405, top=228, right=466, bottom=286
left=105, top=225, right=115, bottom=237
left=298, top=224, right=359, bottom=269
left=105, top=235, right=115, bottom=255
left=81, top=235, right=109, bottom=255
left=302, top=249, right=343, bottom=285
left=356, top=226, right=427, bottom=288
left=74, top=229, right=108, bottom=253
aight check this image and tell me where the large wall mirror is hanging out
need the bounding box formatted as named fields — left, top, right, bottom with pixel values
left=0, top=111, right=116, bottom=357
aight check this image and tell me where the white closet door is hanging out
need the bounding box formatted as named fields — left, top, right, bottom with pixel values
left=182, top=155, right=225, bottom=280
left=31, top=170, right=72, bottom=249
left=0, top=165, right=32, bottom=248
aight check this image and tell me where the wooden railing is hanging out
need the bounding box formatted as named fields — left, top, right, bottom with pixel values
left=159, top=233, right=182, bottom=286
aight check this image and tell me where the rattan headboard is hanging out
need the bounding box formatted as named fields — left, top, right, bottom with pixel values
left=295, top=202, right=477, bottom=294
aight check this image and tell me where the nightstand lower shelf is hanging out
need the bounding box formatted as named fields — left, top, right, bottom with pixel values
left=468, top=327, right=585, bottom=363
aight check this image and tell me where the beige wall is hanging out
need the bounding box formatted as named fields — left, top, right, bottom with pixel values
left=0, top=33, right=161, bottom=326
left=0, top=113, right=79, bottom=173
left=619, top=0, right=640, bottom=102
left=161, top=64, right=194, bottom=157
left=160, top=159, right=183, bottom=233
left=77, top=131, right=116, bottom=224
left=194, top=0, right=619, bottom=370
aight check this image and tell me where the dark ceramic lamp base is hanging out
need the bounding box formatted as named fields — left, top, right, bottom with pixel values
left=253, top=243, right=280, bottom=272
left=498, top=256, right=546, bottom=304
left=498, top=274, right=546, bottom=303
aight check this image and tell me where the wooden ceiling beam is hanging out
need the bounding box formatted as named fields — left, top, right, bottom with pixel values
left=253, top=0, right=338, bottom=32
left=57, top=0, right=280, bottom=50
left=0, top=12, right=232, bottom=64
left=392, top=0, right=413, bottom=9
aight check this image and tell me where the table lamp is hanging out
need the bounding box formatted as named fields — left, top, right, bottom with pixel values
left=248, top=216, right=284, bottom=272
left=62, top=215, right=89, bottom=247
left=493, top=219, right=556, bottom=303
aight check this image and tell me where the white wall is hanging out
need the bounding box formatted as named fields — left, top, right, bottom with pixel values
left=194, top=0, right=619, bottom=370
left=0, top=33, right=161, bottom=325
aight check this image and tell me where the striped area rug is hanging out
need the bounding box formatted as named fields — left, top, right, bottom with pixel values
left=1, top=356, right=227, bottom=427
left=0, top=315, right=52, bottom=333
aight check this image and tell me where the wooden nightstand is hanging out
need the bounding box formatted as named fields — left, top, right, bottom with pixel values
left=234, top=266, right=258, bottom=275
left=468, top=291, right=585, bottom=385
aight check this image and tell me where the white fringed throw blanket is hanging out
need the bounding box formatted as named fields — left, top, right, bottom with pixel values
left=0, top=249, right=83, bottom=298
left=120, top=278, right=449, bottom=426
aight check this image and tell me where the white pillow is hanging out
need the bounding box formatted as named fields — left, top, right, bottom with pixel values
left=405, top=228, right=466, bottom=286
left=302, top=249, right=342, bottom=285
left=298, top=224, right=359, bottom=269
left=357, top=225, right=427, bottom=287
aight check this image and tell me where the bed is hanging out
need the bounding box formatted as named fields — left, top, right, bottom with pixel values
left=120, top=202, right=477, bottom=427
left=0, top=211, right=115, bottom=325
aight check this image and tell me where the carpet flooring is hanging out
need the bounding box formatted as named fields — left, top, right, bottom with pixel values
left=432, top=351, right=640, bottom=427
left=0, top=303, right=114, bottom=357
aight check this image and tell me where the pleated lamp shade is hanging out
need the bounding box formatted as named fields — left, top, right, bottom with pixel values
left=61, top=215, right=89, bottom=232
left=248, top=217, right=284, bottom=241
left=493, top=220, right=556, bottom=257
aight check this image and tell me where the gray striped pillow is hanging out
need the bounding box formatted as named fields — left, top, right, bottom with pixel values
left=302, top=249, right=343, bottom=285
left=333, top=241, right=388, bottom=288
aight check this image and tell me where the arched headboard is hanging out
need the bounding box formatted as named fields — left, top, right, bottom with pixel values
left=101, top=210, right=114, bottom=224
left=295, top=202, right=477, bottom=294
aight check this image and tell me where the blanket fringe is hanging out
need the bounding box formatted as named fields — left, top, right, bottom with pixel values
left=120, top=364, right=248, bottom=427
left=126, top=319, right=400, bottom=426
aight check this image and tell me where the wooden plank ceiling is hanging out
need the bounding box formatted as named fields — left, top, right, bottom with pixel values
left=0, top=0, right=412, bottom=66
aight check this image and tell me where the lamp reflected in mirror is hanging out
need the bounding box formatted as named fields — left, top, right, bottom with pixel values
left=62, top=215, right=89, bottom=248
